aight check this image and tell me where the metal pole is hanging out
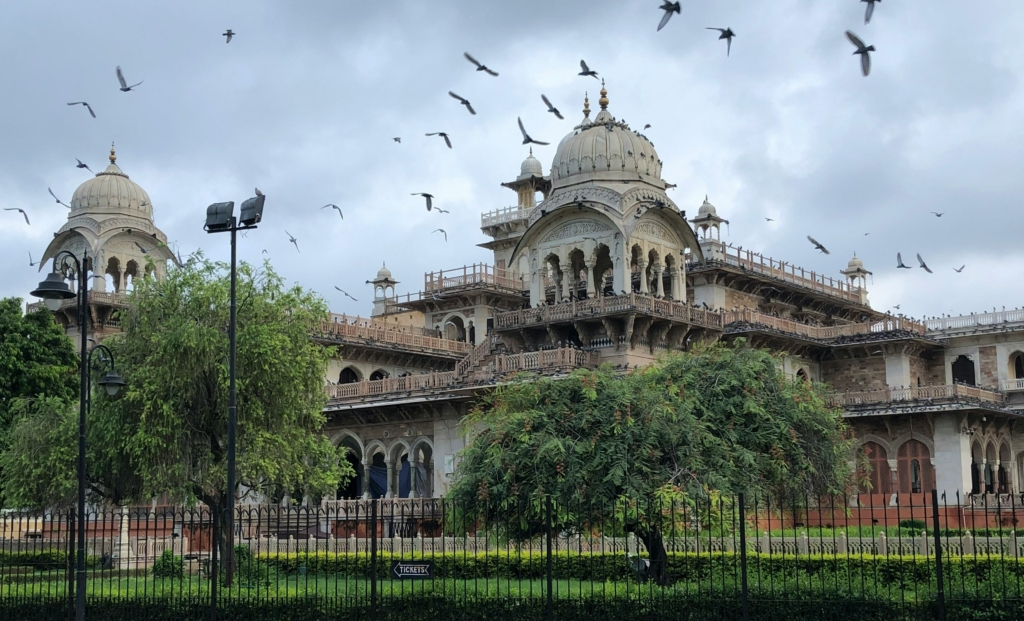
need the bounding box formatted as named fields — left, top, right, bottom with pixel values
left=225, top=220, right=238, bottom=586
left=931, top=490, right=946, bottom=621
left=370, top=500, right=378, bottom=621
left=739, top=493, right=750, bottom=621
left=545, top=496, right=553, bottom=621
left=75, top=252, right=88, bottom=621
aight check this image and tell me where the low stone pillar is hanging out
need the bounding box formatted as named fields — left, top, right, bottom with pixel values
left=838, top=532, right=848, bottom=555
left=963, top=531, right=974, bottom=556
left=760, top=532, right=770, bottom=555
left=877, top=532, right=887, bottom=556
left=798, top=532, right=809, bottom=556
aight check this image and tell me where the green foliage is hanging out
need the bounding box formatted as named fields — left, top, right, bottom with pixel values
left=231, top=545, right=270, bottom=587
left=0, top=397, right=77, bottom=508
left=448, top=341, right=852, bottom=538
left=0, top=550, right=69, bottom=571
left=151, top=550, right=184, bottom=579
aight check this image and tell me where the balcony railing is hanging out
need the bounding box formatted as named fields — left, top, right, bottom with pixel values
left=26, top=290, right=131, bottom=314
left=317, top=315, right=470, bottom=356
left=828, top=384, right=1006, bottom=408
left=723, top=309, right=927, bottom=340
left=926, top=309, right=1024, bottom=333
left=493, top=348, right=601, bottom=374
left=480, top=205, right=531, bottom=228
left=495, top=293, right=724, bottom=330
left=691, top=240, right=864, bottom=304
left=1000, top=379, right=1024, bottom=392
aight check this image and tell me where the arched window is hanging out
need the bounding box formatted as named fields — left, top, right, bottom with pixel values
left=1012, top=352, right=1024, bottom=379
left=796, top=368, right=810, bottom=384
left=339, top=367, right=360, bottom=384
left=897, top=440, right=934, bottom=495
left=857, top=442, right=891, bottom=495
left=369, top=369, right=390, bottom=381
left=951, top=355, right=976, bottom=386
left=336, top=437, right=363, bottom=500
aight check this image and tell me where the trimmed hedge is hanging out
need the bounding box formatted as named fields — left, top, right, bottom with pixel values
left=0, top=550, right=97, bottom=572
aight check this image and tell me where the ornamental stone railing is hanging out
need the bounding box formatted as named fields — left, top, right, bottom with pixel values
left=315, top=316, right=469, bottom=357
left=827, top=384, right=1006, bottom=408
left=495, top=293, right=723, bottom=330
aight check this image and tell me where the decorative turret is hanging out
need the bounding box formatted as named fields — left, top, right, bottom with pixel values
left=369, top=263, right=399, bottom=316
left=841, top=254, right=872, bottom=305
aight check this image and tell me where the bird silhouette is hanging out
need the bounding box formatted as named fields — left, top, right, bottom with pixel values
left=463, top=52, right=498, bottom=76
left=893, top=304, right=901, bottom=310
left=4, top=208, right=30, bottom=225
left=657, top=2, right=681, bottom=31
left=75, top=159, right=93, bottom=173
left=134, top=242, right=150, bottom=254
left=28, top=251, right=38, bottom=267
left=644, top=124, right=651, bottom=130
left=435, top=208, right=450, bottom=214
left=412, top=193, right=435, bottom=211
left=67, top=101, right=96, bottom=118
left=896, top=252, right=911, bottom=269
left=48, top=188, right=70, bottom=209
left=931, top=212, right=944, bottom=217
left=322, top=204, right=343, bottom=219
left=765, top=217, right=774, bottom=222
left=707, top=27, right=736, bottom=56
left=432, top=228, right=448, bottom=242
left=845, top=31, right=875, bottom=77
left=116, top=66, right=143, bottom=91
left=954, top=265, right=965, bottom=273
left=223, top=29, right=234, bottom=43
left=916, top=253, right=933, bottom=273
left=448, top=91, right=476, bottom=115
left=807, top=236, right=829, bottom=254
left=393, top=137, right=401, bottom=143
left=518, top=117, right=549, bottom=146
left=334, top=286, right=358, bottom=302
left=255, top=187, right=264, bottom=197
left=541, top=94, right=563, bottom=120
left=863, top=0, right=880, bottom=24
left=286, top=231, right=300, bottom=253
left=578, top=60, right=599, bottom=79
left=426, top=132, right=452, bottom=149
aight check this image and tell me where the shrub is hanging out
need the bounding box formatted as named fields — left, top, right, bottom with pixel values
left=150, top=550, right=184, bottom=579
left=232, top=545, right=271, bottom=587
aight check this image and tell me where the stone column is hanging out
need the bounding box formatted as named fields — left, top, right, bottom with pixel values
left=409, top=456, right=419, bottom=499
left=887, top=459, right=899, bottom=506
left=654, top=265, right=665, bottom=298
left=560, top=269, right=571, bottom=302
left=385, top=460, right=394, bottom=498
left=586, top=259, right=598, bottom=299
left=361, top=461, right=371, bottom=498
left=637, top=259, right=648, bottom=294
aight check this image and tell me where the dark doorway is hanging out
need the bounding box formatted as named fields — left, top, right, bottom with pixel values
left=337, top=449, right=362, bottom=499
left=951, top=355, right=976, bottom=386
left=339, top=367, right=360, bottom=384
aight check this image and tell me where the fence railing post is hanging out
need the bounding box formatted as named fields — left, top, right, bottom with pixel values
left=739, top=493, right=750, bottom=621
left=931, top=490, right=946, bottom=621
left=67, top=510, right=75, bottom=621
left=371, top=500, right=378, bottom=621
left=546, top=495, right=553, bottom=621
left=210, top=507, right=218, bottom=621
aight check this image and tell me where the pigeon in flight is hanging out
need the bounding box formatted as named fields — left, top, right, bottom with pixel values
left=4, top=208, right=30, bottom=225
left=432, top=228, right=447, bottom=242
left=892, top=304, right=901, bottom=310
left=463, top=52, right=498, bottom=76
left=393, top=137, right=401, bottom=143
left=426, top=132, right=452, bottom=149
left=896, top=252, right=911, bottom=269
left=845, top=31, right=874, bottom=77
left=75, top=159, right=93, bottom=173
left=435, top=207, right=450, bottom=214
left=334, top=286, right=358, bottom=302
left=322, top=204, right=343, bottom=219
left=954, top=265, right=965, bottom=273
left=644, top=124, right=651, bottom=130
left=412, top=193, right=435, bottom=211
left=223, top=29, right=235, bottom=43
left=449, top=91, right=476, bottom=115
left=707, top=28, right=736, bottom=56
left=916, top=253, right=932, bottom=273
left=765, top=217, right=774, bottom=222
left=286, top=231, right=300, bottom=253
left=863, top=0, right=880, bottom=24
left=116, top=66, right=143, bottom=92
left=48, top=188, right=70, bottom=209
left=255, top=187, right=264, bottom=197
left=134, top=242, right=150, bottom=254
left=578, top=60, right=599, bottom=79
left=930, top=212, right=944, bottom=217
left=518, top=117, right=549, bottom=146
left=28, top=251, right=38, bottom=267
left=806, top=236, right=829, bottom=254
left=67, top=101, right=96, bottom=118
left=658, top=2, right=681, bottom=31
left=541, top=94, right=563, bottom=120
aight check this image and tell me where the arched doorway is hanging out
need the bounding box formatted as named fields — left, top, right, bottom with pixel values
left=971, top=442, right=983, bottom=495
left=999, top=443, right=1012, bottom=493
left=951, top=355, right=976, bottom=386
left=796, top=368, right=810, bottom=384
left=1011, top=352, right=1024, bottom=380
left=336, top=436, right=363, bottom=500
left=896, top=440, right=934, bottom=494
left=857, top=441, right=892, bottom=495
left=369, top=369, right=390, bottom=381
left=411, top=441, right=433, bottom=498
left=339, top=367, right=360, bottom=384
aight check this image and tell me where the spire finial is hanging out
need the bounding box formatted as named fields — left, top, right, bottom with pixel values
left=529, top=147, right=533, bottom=156
left=109, top=142, right=116, bottom=164
left=583, top=92, right=590, bottom=119
left=599, top=80, right=609, bottom=110
left=705, top=194, right=708, bottom=202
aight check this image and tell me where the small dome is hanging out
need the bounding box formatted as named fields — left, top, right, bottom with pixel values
left=520, top=149, right=543, bottom=177
left=375, top=264, right=393, bottom=281
left=847, top=255, right=864, bottom=269
left=70, top=146, right=152, bottom=220
left=698, top=196, right=717, bottom=217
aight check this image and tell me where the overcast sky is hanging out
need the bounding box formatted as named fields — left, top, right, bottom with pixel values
left=1, top=0, right=1022, bottom=320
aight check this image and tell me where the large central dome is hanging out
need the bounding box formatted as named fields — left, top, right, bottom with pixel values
left=550, top=84, right=662, bottom=190
left=70, top=145, right=153, bottom=220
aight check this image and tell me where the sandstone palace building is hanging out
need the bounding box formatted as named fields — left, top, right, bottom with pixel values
left=36, top=89, right=1024, bottom=510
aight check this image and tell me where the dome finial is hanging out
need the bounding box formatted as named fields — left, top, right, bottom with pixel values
left=529, top=146, right=533, bottom=156
left=599, top=80, right=608, bottom=110
left=109, top=142, right=117, bottom=164
left=583, top=92, right=590, bottom=119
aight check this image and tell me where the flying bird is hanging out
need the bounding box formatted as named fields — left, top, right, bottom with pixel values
left=644, top=124, right=651, bottom=130
left=116, top=66, right=143, bottom=91
left=334, top=287, right=358, bottom=302
left=134, top=242, right=150, bottom=254
left=448, top=91, right=476, bottom=115
left=765, top=217, right=774, bottom=222
left=432, top=228, right=447, bottom=242
left=954, top=265, right=965, bottom=273
left=223, top=29, right=235, bottom=43
left=845, top=31, right=875, bottom=77
left=412, top=193, right=435, bottom=211
left=518, top=117, right=549, bottom=146
left=896, top=252, right=911, bottom=269
left=578, top=60, right=599, bottom=79
left=66, top=101, right=96, bottom=118
left=255, top=187, right=264, bottom=197
left=48, top=188, right=70, bottom=209
left=806, top=236, right=829, bottom=254
left=463, top=52, right=498, bottom=76
left=541, top=94, right=564, bottom=120
left=286, top=231, right=300, bottom=253
left=322, top=204, right=343, bottom=219
left=393, top=137, right=401, bottom=143
left=657, top=2, right=681, bottom=31
left=916, top=253, right=932, bottom=273
left=28, top=251, right=38, bottom=267
left=75, top=159, right=93, bottom=173
left=426, top=132, right=452, bottom=149
left=930, top=212, right=944, bottom=217
left=707, top=28, right=736, bottom=56
left=892, top=304, right=901, bottom=310
left=4, top=208, right=30, bottom=225
left=863, top=0, right=880, bottom=24
left=435, top=207, right=450, bottom=214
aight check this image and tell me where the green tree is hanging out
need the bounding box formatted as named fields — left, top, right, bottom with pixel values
left=448, top=340, right=852, bottom=585
left=1, top=257, right=353, bottom=560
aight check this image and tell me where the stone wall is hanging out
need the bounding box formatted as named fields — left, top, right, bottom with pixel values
left=724, top=287, right=763, bottom=311
left=821, top=356, right=887, bottom=392
left=909, top=354, right=944, bottom=387
left=978, top=345, right=999, bottom=388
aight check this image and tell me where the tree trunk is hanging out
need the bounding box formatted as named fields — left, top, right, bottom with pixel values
left=203, top=494, right=234, bottom=586
left=626, top=522, right=670, bottom=586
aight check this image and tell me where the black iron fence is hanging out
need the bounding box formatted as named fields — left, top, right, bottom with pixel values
left=3, top=491, right=1024, bottom=620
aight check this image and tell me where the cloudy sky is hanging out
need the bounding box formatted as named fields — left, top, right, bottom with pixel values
left=1, top=0, right=1022, bottom=320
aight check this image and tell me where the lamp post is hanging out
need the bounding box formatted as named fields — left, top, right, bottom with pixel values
left=31, top=251, right=125, bottom=621
left=204, top=194, right=264, bottom=586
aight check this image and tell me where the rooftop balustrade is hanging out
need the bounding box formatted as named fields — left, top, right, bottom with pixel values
left=480, top=205, right=531, bottom=228
left=925, top=309, right=1024, bottom=334
left=723, top=309, right=927, bottom=340
left=316, top=314, right=470, bottom=357
left=828, top=384, right=1007, bottom=410
left=495, top=293, right=724, bottom=330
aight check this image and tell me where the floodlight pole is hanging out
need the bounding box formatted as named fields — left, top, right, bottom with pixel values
left=73, top=253, right=88, bottom=621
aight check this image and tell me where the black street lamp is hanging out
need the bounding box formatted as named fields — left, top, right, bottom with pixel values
left=204, top=193, right=264, bottom=586
left=31, top=250, right=124, bottom=621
